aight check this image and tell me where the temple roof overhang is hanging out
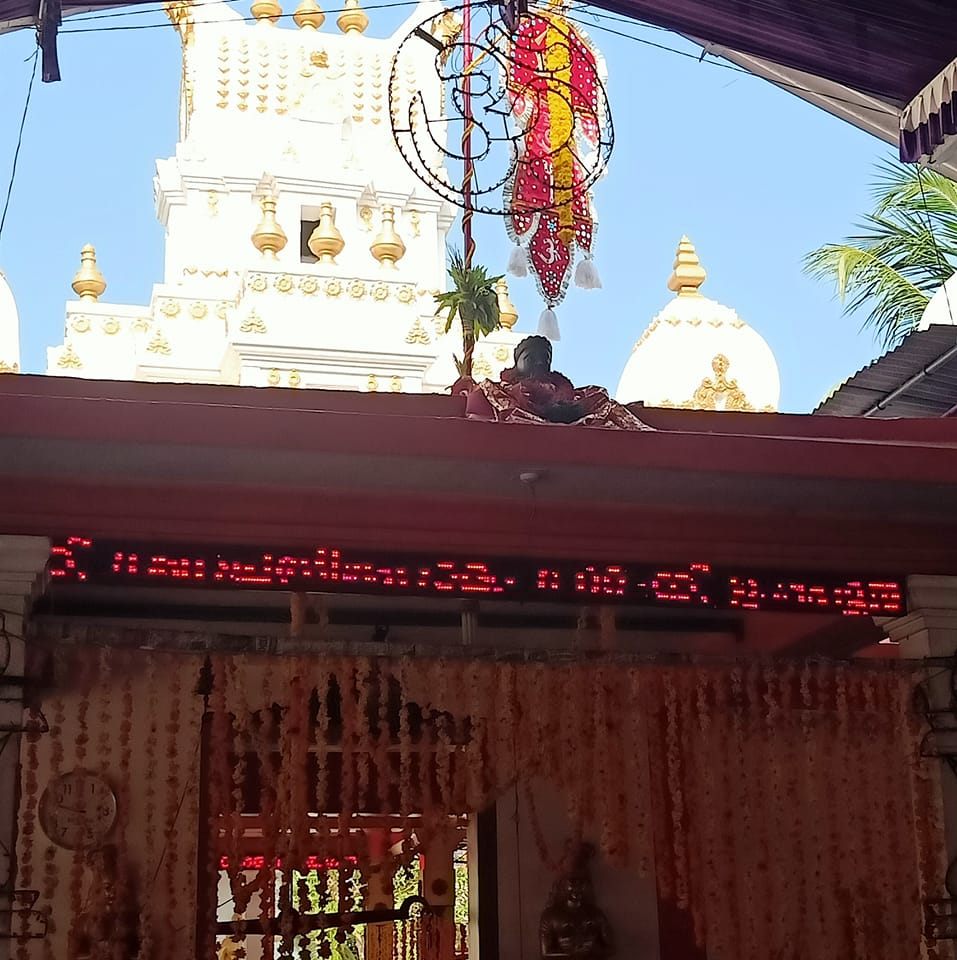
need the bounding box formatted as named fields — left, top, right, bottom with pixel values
left=2, top=375, right=956, bottom=574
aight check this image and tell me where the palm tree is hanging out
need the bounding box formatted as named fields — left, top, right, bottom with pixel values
left=804, top=160, right=957, bottom=347
left=433, top=249, right=502, bottom=379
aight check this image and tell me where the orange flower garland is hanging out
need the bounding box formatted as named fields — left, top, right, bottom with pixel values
left=21, top=645, right=950, bottom=960
left=16, top=714, right=41, bottom=960
left=163, top=657, right=183, bottom=952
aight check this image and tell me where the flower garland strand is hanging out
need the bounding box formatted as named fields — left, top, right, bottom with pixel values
left=66, top=653, right=90, bottom=960
left=198, top=658, right=939, bottom=960
left=41, top=679, right=66, bottom=960
left=693, top=667, right=724, bottom=955
left=16, top=712, right=41, bottom=960
left=163, top=656, right=183, bottom=953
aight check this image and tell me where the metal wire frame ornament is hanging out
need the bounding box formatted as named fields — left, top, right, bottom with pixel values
left=387, top=2, right=614, bottom=219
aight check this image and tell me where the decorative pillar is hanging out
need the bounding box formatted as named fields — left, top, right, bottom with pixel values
left=363, top=829, right=395, bottom=960
left=420, top=832, right=456, bottom=960
left=885, top=575, right=957, bottom=940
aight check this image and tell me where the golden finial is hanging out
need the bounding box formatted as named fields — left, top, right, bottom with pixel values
left=71, top=244, right=107, bottom=302
left=251, top=0, right=282, bottom=24
left=370, top=207, right=405, bottom=268
left=430, top=10, right=462, bottom=63
left=307, top=202, right=344, bottom=263
left=667, top=235, right=706, bottom=297
left=495, top=277, right=518, bottom=329
left=336, top=0, right=368, bottom=34
left=164, top=0, right=195, bottom=45
left=294, top=0, right=324, bottom=28
left=251, top=181, right=287, bottom=259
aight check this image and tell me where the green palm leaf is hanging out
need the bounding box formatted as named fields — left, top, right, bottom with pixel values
left=434, top=249, right=504, bottom=363
left=805, top=159, right=957, bottom=346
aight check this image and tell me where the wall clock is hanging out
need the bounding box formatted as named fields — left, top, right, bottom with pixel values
left=38, top=769, right=117, bottom=851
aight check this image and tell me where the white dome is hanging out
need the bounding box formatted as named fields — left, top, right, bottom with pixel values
left=0, top=269, right=20, bottom=373
left=919, top=270, right=957, bottom=329
left=615, top=239, right=780, bottom=412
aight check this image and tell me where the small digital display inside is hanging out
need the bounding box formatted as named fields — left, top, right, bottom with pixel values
left=48, top=537, right=905, bottom=616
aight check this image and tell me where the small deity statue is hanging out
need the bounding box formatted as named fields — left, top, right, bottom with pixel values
left=458, top=336, right=650, bottom=430
left=540, top=844, right=614, bottom=960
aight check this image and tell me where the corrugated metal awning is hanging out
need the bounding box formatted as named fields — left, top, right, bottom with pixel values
left=814, top=324, right=957, bottom=418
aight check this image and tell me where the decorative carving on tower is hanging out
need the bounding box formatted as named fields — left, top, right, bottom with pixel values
left=71, top=245, right=107, bottom=302
left=688, top=354, right=754, bottom=412
left=308, top=202, right=345, bottom=263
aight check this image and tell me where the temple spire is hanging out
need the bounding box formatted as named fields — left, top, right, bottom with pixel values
left=667, top=235, right=706, bottom=297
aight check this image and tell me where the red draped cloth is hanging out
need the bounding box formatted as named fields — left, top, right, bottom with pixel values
left=458, top=369, right=652, bottom=430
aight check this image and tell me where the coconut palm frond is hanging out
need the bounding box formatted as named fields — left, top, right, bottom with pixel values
left=434, top=249, right=503, bottom=338
left=805, top=159, right=957, bottom=347
left=873, top=158, right=957, bottom=220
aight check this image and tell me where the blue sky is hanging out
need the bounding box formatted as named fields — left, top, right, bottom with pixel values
left=0, top=2, right=890, bottom=410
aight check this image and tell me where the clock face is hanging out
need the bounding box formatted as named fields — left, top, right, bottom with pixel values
left=39, top=770, right=117, bottom=851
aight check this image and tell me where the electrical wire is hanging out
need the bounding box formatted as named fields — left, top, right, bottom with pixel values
left=0, top=46, right=39, bottom=245
left=559, top=9, right=899, bottom=117
left=58, top=0, right=434, bottom=32
left=66, top=0, right=244, bottom=22
left=44, top=0, right=899, bottom=120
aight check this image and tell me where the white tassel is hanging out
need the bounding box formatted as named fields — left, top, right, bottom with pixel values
left=537, top=307, right=560, bottom=341
left=574, top=257, right=602, bottom=290
left=507, top=245, right=529, bottom=278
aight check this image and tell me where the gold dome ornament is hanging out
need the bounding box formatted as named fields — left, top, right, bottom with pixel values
left=336, top=0, right=368, bottom=34
left=293, top=0, right=324, bottom=28
left=307, top=202, right=344, bottom=263
left=251, top=189, right=287, bottom=260
left=370, top=207, right=405, bottom=268
left=71, top=245, right=107, bottom=302
left=667, top=236, right=706, bottom=297
left=251, top=0, right=282, bottom=23
left=495, top=278, right=518, bottom=329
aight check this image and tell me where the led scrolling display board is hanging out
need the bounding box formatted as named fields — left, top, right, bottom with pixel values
left=48, top=538, right=905, bottom=617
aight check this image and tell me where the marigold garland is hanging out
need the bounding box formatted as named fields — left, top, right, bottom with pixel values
left=19, top=646, right=950, bottom=960
left=16, top=717, right=40, bottom=960
left=66, top=651, right=90, bottom=960
left=163, top=658, right=183, bottom=953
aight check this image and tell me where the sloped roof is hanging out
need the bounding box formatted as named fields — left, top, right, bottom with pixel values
left=586, top=0, right=954, bottom=109
left=814, top=324, right=957, bottom=418
left=1, top=0, right=953, bottom=105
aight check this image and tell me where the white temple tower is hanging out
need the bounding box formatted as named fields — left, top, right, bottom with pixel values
left=616, top=237, right=780, bottom=412
left=45, top=0, right=521, bottom=390
left=0, top=270, right=20, bottom=374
